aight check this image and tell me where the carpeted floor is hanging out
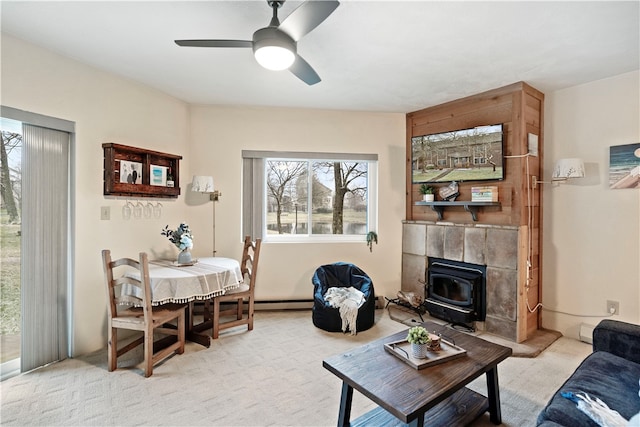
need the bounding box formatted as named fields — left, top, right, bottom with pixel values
left=0, top=309, right=591, bottom=426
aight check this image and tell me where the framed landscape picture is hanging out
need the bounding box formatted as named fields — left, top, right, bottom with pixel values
left=119, top=160, right=142, bottom=184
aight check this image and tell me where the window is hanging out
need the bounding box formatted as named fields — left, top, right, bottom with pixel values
left=243, top=151, right=378, bottom=242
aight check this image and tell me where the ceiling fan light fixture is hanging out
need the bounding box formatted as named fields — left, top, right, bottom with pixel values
left=254, top=45, right=295, bottom=70
left=253, top=27, right=296, bottom=71
left=175, top=0, right=340, bottom=84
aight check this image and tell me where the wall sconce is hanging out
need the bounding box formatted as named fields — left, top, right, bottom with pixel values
left=191, top=175, right=221, bottom=256
left=532, top=158, right=585, bottom=189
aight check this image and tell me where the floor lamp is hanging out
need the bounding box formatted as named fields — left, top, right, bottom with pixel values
left=191, top=176, right=221, bottom=256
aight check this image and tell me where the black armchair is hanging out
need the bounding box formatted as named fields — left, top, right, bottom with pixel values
left=311, top=262, right=375, bottom=333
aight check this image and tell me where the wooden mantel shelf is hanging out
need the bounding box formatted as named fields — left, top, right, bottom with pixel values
left=414, top=201, right=501, bottom=221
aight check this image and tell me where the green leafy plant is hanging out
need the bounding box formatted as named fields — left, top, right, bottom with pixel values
left=366, top=231, right=378, bottom=252
left=161, top=222, right=194, bottom=250
left=407, top=326, right=431, bottom=345
left=419, top=184, right=435, bottom=195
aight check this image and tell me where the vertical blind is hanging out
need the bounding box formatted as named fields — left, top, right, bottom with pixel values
left=242, top=157, right=265, bottom=240
left=21, top=124, right=70, bottom=372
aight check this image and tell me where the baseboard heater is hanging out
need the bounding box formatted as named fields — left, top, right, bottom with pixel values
left=254, top=299, right=314, bottom=311
left=251, top=296, right=384, bottom=311
left=579, top=323, right=595, bottom=344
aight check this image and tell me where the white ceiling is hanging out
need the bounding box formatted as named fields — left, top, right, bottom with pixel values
left=1, top=1, right=638, bottom=113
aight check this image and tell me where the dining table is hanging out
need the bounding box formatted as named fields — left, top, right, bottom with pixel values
left=121, top=256, right=244, bottom=347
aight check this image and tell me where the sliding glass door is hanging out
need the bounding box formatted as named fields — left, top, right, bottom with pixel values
left=0, top=107, right=74, bottom=378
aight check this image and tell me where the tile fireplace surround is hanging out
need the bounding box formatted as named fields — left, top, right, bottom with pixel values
left=402, top=221, right=520, bottom=341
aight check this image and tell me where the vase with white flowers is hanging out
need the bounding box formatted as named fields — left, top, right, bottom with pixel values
left=407, top=325, right=431, bottom=359
left=161, top=222, right=194, bottom=264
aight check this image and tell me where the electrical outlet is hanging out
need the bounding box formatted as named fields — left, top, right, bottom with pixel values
left=100, top=206, right=110, bottom=220
left=606, top=300, right=619, bottom=315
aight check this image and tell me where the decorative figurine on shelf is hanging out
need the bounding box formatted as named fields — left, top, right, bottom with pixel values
left=439, top=181, right=460, bottom=201
left=419, top=184, right=435, bottom=202
left=161, top=222, right=194, bottom=264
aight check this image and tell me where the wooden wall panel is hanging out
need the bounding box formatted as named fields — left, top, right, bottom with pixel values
left=405, top=82, right=545, bottom=341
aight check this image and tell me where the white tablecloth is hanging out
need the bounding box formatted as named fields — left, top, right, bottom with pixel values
left=121, top=257, right=243, bottom=306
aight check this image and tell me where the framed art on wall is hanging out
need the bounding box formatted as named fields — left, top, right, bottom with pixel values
left=150, top=165, right=168, bottom=186
left=119, top=160, right=142, bottom=184
left=609, top=143, right=640, bottom=189
left=103, top=143, right=182, bottom=198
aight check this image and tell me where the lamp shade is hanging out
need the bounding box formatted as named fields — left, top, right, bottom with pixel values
left=552, top=158, right=585, bottom=179
left=191, top=175, right=214, bottom=193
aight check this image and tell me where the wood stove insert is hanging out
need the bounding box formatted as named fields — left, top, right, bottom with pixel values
left=425, top=258, right=486, bottom=326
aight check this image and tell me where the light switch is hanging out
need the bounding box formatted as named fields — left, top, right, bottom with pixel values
left=101, top=206, right=110, bottom=220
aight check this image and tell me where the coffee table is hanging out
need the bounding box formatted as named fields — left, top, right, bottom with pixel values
left=323, top=321, right=512, bottom=427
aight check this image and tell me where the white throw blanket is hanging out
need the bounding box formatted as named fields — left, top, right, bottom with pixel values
left=324, top=286, right=365, bottom=335
left=562, top=391, right=631, bottom=427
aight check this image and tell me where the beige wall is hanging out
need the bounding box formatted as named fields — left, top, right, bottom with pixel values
left=187, top=106, right=406, bottom=302
left=3, top=33, right=638, bottom=356
left=1, top=35, right=191, bottom=355
left=1, top=34, right=405, bottom=356
left=542, top=70, right=640, bottom=338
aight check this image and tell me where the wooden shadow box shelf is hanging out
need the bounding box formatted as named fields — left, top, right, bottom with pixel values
left=103, top=143, right=182, bottom=198
left=414, top=201, right=501, bottom=221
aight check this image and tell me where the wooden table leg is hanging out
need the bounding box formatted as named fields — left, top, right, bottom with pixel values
left=486, top=366, right=502, bottom=424
left=153, top=303, right=211, bottom=350
left=185, top=302, right=210, bottom=347
left=337, top=382, right=353, bottom=427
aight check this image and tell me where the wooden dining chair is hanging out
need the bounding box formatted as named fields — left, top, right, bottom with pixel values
left=101, top=249, right=186, bottom=377
left=210, top=236, right=262, bottom=339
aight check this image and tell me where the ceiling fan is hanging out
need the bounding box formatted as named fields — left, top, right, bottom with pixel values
left=175, top=0, right=340, bottom=86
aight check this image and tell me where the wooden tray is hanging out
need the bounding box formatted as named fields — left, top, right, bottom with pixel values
left=384, top=338, right=467, bottom=369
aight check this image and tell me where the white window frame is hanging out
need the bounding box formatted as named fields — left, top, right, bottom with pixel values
left=242, top=150, right=378, bottom=243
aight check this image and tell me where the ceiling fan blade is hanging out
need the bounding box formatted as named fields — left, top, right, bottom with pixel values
left=174, top=40, right=253, bottom=48
left=290, top=54, right=321, bottom=86
left=279, top=1, right=339, bottom=41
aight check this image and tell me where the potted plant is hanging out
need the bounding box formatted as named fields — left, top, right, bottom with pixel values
left=161, top=222, right=194, bottom=264
left=366, top=231, right=378, bottom=252
left=407, top=326, right=431, bottom=359
left=419, top=184, right=435, bottom=202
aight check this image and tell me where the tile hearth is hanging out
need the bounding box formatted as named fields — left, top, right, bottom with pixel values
left=402, top=221, right=522, bottom=341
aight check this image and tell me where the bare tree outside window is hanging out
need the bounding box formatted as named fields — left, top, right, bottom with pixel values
left=1, top=131, right=21, bottom=224
left=265, top=159, right=369, bottom=236
left=313, top=161, right=367, bottom=234
left=266, top=160, right=307, bottom=234
left=1, top=129, right=22, bottom=347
